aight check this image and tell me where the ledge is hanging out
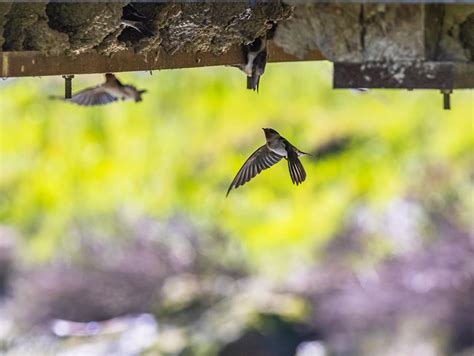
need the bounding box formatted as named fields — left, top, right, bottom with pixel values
left=0, top=41, right=324, bottom=77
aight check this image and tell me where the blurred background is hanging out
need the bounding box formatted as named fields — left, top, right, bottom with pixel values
left=0, top=62, right=473, bottom=355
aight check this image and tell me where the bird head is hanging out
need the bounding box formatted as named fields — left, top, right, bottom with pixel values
left=262, top=128, right=279, bottom=140
left=248, top=38, right=265, bottom=54
left=105, top=73, right=116, bottom=82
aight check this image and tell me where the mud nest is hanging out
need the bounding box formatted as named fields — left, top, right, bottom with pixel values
left=0, top=2, right=292, bottom=57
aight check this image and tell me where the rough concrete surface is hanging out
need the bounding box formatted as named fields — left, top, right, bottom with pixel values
left=274, top=4, right=363, bottom=61
left=437, top=5, right=474, bottom=61
left=363, top=4, right=426, bottom=60
left=460, top=13, right=474, bottom=60
left=275, top=3, right=474, bottom=62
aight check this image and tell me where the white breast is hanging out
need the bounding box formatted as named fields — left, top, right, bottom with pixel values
left=104, top=87, right=131, bottom=101
left=268, top=141, right=287, bottom=157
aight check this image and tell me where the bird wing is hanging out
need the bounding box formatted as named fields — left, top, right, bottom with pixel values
left=121, top=5, right=155, bottom=37
left=69, top=86, right=118, bottom=106
left=286, top=144, right=306, bottom=185
left=123, top=4, right=147, bottom=21
left=254, top=50, right=267, bottom=75
left=121, top=20, right=155, bottom=37
left=227, top=144, right=283, bottom=196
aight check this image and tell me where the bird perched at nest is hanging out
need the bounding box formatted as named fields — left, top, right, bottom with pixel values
left=51, top=73, right=147, bottom=106
left=233, top=37, right=268, bottom=92
left=121, top=3, right=155, bottom=37
left=227, top=128, right=309, bottom=196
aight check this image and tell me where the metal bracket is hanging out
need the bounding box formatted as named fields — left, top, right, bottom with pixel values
left=62, top=75, right=74, bottom=99
left=333, top=62, right=474, bottom=90
left=441, top=89, right=452, bottom=110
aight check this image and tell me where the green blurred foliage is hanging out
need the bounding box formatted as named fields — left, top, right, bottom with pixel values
left=0, top=62, right=473, bottom=273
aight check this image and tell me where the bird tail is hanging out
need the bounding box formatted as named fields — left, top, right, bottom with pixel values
left=288, top=153, right=306, bottom=185
left=247, top=75, right=260, bottom=92
left=298, top=150, right=312, bottom=157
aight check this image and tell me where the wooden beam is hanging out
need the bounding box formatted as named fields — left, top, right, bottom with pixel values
left=0, top=42, right=325, bottom=78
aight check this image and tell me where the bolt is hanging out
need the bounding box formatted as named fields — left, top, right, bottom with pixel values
left=441, top=89, right=452, bottom=110
left=62, top=75, right=74, bottom=99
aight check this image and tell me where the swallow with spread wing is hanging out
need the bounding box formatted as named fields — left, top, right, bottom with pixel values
left=51, top=73, right=147, bottom=106
left=234, top=38, right=268, bottom=92
left=121, top=3, right=155, bottom=37
left=227, top=128, right=309, bottom=196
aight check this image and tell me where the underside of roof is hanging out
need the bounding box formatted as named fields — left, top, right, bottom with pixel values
left=0, top=2, right=473, bottom=94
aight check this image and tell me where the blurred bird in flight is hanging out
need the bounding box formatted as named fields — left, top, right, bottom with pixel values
left=51, top=73, right=147, bottom=106
left=234, top=37, right=268, bottom=92
left=227, top=128, right=309, bottom=196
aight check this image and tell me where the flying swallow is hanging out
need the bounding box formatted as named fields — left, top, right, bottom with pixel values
left=233, top=38, right=268, bottom=92
left=121, top=4, right=155, bottom=37
left=51, top=73, right=147, bottom=106
left=227, top=128, right=309, bottom=196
